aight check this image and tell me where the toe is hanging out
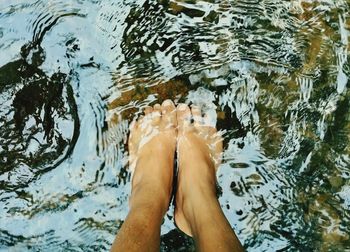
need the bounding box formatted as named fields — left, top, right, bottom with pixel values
left=161, top=100, right=176, bottom=114
left=161, top=100, right=176, bottom=127
left=153, top=104, right=161, bottom=113
left=152, top=103, right=162, bottom=125
left=138, top=115, right=145, bottom=124
left=138, top=114, right=153, bottom=130
left=191, top=105, right=203, bottom=127
left=177, top=103, right=191, bottom=129
left=144, top=106, right=153, bottom=115
left=129, top=119, right=138, bottom=132
left=128, top=119, right=137, bottom=148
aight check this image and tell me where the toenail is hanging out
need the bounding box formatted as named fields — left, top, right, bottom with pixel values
left=178, top=104, right=188, bottom=111
left=162, top=100, right=173, bottom=106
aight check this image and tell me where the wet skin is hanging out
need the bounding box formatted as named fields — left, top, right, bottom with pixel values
left=111, top=100, right=243, bottom=252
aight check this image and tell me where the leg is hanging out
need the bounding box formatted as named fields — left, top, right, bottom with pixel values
left=175, top=104, right=244, bottom=252
left=111, top=100, right=177, bottom=252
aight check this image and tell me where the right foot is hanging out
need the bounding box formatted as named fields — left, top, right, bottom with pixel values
left=128, top=100, right=177, bottom=212
left=174, top=104, right=223, bottom=236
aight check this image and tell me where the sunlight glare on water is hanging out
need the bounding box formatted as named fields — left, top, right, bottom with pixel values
left=0, top=0, right=349, bottom=251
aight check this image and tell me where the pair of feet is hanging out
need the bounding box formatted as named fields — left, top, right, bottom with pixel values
left=128, top=100, right=222, bottom=236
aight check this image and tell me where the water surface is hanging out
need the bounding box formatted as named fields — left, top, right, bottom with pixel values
left=0, top=0, right=349, bottom=251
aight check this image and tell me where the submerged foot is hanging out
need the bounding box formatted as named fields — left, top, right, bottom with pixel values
left=174, top=104, right=223, bottom=236
left=128, top=100, right=177, bottom=211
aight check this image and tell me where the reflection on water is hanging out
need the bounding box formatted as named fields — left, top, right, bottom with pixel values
left=0, top=0, right=349, bottom=251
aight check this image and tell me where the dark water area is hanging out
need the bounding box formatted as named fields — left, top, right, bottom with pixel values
left=0, top=0, right=349, bottom=251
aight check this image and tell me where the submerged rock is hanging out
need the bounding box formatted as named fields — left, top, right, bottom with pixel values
left=0, top=44, right=79, bottom=190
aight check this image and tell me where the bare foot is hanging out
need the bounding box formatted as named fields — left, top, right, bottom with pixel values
left=128, top=100, right=177, bottom=211
left=174, top=103, right=223, bottom=236
left=111, top=100, right=177, bottom=252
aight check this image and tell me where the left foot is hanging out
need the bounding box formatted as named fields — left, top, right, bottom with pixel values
left=174, top=104, right=223, bottom=236
left=128, top=100, right=177, bottom=211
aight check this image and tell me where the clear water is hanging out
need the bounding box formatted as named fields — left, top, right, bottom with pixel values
left=0, top=0, right=349, bottom=251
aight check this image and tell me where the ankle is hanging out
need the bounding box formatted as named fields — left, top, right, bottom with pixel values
left=177, top=176, right=217, bottom=218
left=182, top=181, right=216, bottom=206
left=130, top=180, right=171, bottom=214
left=176, top=184, right=219, bottom=236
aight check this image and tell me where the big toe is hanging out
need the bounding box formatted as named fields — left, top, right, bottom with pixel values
left=151, top=104, right=162, bottom=125
left=177, top=103, right=191, bottom=130
left=161, top=100, right=176, bottom=127
left=144, top=106, right=153, bottom=115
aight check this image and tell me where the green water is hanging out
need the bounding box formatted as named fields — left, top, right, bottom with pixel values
left=0, top=0, right=349, bottom=251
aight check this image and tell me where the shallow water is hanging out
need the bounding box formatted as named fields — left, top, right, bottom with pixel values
left=0, top=0, right=349, bottom=251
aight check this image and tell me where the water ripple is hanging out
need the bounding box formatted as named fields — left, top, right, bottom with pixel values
left=1, top=0, right=350, bottom=251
